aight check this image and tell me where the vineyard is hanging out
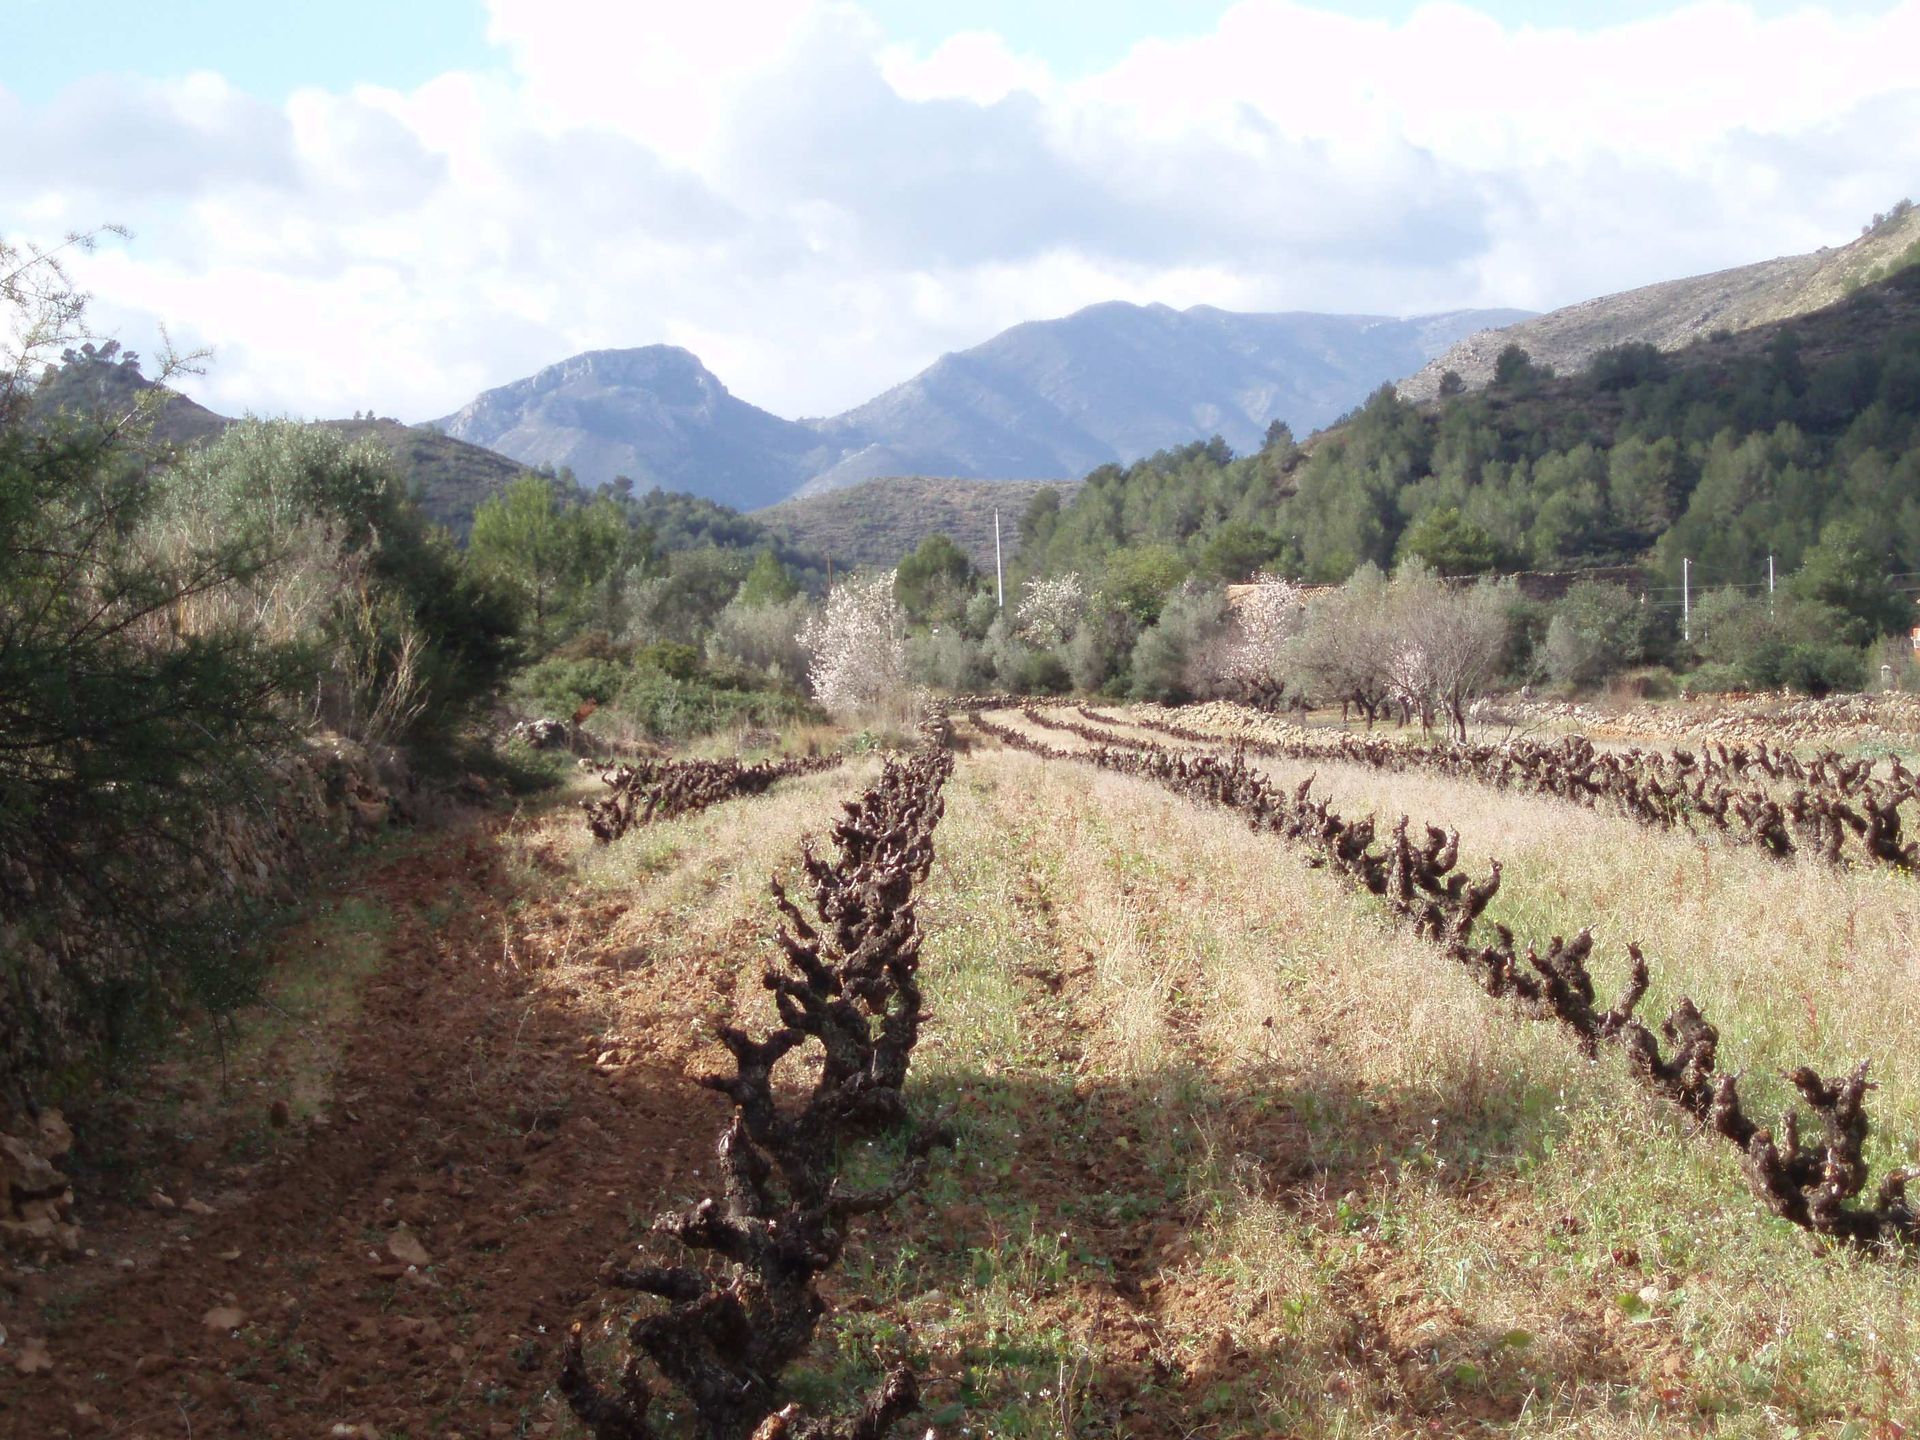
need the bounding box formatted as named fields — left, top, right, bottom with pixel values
left=10, top=701, right=1920, bottom=1437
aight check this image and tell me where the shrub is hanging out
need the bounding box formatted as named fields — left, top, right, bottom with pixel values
left=1, top=242, right=305, bottom=1096
left=1542, top=581, right=1648, bottom=688
left=1130, top=584, right=1232, bottom=703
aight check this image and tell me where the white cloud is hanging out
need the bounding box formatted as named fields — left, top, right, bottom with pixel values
left=3, top=0, right=1916, bottom=428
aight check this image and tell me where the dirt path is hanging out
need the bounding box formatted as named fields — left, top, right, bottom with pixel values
left=1, top=815, right=721, bottom=1439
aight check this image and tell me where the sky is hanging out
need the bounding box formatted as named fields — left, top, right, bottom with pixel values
left=3, top=0, right=1917, bottom=423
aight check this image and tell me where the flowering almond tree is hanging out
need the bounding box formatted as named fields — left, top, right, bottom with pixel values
left=1015, top=571, right=1087, bottom=648
left=800, top=571, right=909, bottom=720
left=1221, top=572, right=1305, bottom=705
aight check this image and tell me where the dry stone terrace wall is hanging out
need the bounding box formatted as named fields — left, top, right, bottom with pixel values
left=1489, top=691, right=1920, bottom=747
left=972, top=708, right=1920, bottom=1253
left=563, top=744, right=955, bottom=1440
left=0, top=735, right=409, bottom=1135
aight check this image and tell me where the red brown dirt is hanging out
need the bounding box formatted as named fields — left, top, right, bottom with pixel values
left=0, top=816, right=721, bottom=1439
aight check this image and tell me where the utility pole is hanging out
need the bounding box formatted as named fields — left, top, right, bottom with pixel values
left=1683, top=557, right=1691, bottom=643
left=994, top=510, right=1004, bottom=610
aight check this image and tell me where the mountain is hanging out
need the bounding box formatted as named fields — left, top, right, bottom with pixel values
left=1399, top=203, right=1920, bottom=402
left=432, top=347, right=821, bottom=511
left=32, top=342, right=229, bottom=448
left=312, top=417, right=532, bottom=537
left=33, top=348, right=538, bottom=538
left=430, top=305, right=1527, bottom=509
left=793, top=303, right=1529, bottom=498
left=757, top=476, right=1081, bottom=571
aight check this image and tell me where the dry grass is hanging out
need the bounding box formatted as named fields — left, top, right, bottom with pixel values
left=1210, top=743, right=1920, bottom=1128
left=880, top=734, right=1920, bottom=1434
left=469, top=713, right=1920, bottom=1434
left=499, top=754, right=883, bottom=1071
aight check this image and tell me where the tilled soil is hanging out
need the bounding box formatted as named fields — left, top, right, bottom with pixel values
left=1, top=817, right=721, bottom=1439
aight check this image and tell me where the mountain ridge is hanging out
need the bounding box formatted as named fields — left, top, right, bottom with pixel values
left=431, top=301, right=1529, bottom=508
left=1399, top=205, right=1920, bottom=401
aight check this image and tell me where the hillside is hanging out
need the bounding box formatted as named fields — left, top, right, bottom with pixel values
left=1023, top=262, right=1920, bottom=594
left=314, top=417, right=533, bottom=537
left=756, top=475, right=1081, bottom=570
left=794, top=302, right=1528, bottom=498
left=432, top=347, right=821, bottom=510
left=1400, top=203, right=1920, bottom=401
left=32, top=342, right=229, bottom=448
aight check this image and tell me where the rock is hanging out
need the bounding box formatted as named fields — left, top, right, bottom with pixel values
left=510, top=718, right=571, bottom=750
left=34, top=1110, right=72, bottom=1158
left=385, top=1228, right=432, bottom=1267
left=148, top=1190, right=177, bottom=1212
left=14, top=1336, right=52, bottom=1374
left=183, top=1198, right=216, bottom=1216
left=201, top=1305, right=246, bottom=1331
left=1, top=1135, right=68, bottom=1202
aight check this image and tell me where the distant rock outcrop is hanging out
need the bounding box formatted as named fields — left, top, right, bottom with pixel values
left=433, top=346, right=822, bottom=511
left=1400, top=206, right=1920, bottom=402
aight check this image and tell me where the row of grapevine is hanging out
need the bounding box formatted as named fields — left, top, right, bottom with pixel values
left=973, top=710, right=1920, bottom=1253
left=1083, top=703, right=1920, bottom=872
left=583, top=752, right=847, bottom=843
left=562, top=743, right=956, bottom=1440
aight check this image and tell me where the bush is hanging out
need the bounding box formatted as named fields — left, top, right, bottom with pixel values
left=1, top=252, right=309, bottom=1095
left=1130, top=584, right=1232, bottom=703
left=159, top=418, right=514, bottom=751
left=906, top=628, right=994, bottom=693
left=706, top=594, right=811, bottom=688
left=1542, top=582, right=1648, bottom=689
left=1690, top=588, right=1867, bottom=694
left=510, top=650, right=815, bottom=742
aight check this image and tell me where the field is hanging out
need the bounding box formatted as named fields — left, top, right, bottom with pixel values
left=8, top=702, right=1920, bottom=1438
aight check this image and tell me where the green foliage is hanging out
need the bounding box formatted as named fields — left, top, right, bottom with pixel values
left=1492, top=343, right=1553, bottom=392
left=1130, top=584, right=1231, bottom=703
left=0, top=388, right=303, bottom=1092
left=1200, top=520, right=1289, bottom=581
left=468, top=475, right=649, bottom=643
left=1395, top=506, right=1499, bottom=575
left=1689, top=589, right=1867, bottom=695
left=622, top=485, right=824, bottom=586
left=1542, top=581, right=1649, bottom=688
left=895, top=532, right=976, bottom=623
left=1587, top=343, right=1670, bottom=392
left=736, top=549, right=800, bottom=607
left=999, top=266, right=1920, bottom=686
left=169, top=419, right=516, bottom=749
left=1786, top=519, right=1908, bottom=646
left=511, top=641, right=815, bottom=743
left=1101, top=544, right=1189, bottom=625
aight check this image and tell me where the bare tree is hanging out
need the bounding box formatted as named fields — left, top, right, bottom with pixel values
left=1220, top=572, right=1305, bottom=709
left=1392, top=567, right=1509, bottom=742
left=1287, top=565, right=1395, bottom=725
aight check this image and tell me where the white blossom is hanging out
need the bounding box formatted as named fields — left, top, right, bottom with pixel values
left=799, top=571, right=908, bottom=720
left=1221, top=573, right=1305, bottom=687
left=1014, top=572, right=1087, bottom=648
